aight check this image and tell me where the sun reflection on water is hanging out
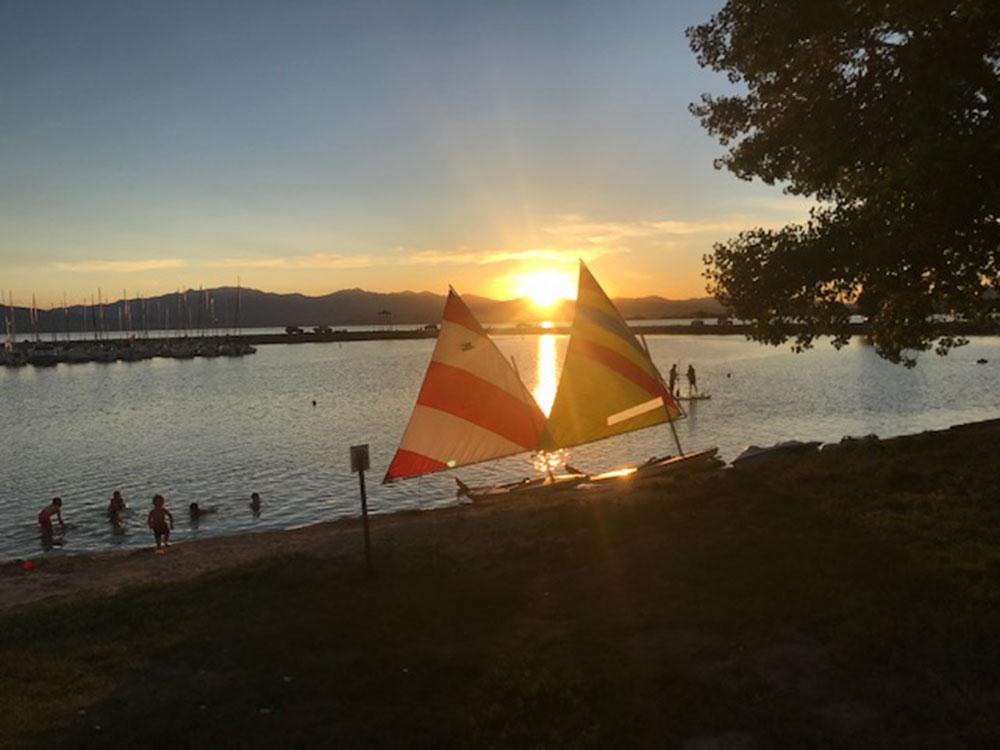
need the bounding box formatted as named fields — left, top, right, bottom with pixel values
left=532, top=333, right=559, bottom=416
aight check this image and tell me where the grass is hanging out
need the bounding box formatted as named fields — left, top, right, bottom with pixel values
left=2, top=422, right=1000, bottom=748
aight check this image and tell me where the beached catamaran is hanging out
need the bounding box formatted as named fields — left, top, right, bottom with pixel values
left=384, top=266, right=718, bottom=498
left=383, top=288, right=586, bottom=495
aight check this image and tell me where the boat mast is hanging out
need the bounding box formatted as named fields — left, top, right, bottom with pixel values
left=640, top=333, right=684, bottom=456
left=30, top=294, right=39, bottom=343
left=3, top=292, right=12, bottom=351
left=235, top=277, right=242, bottom=335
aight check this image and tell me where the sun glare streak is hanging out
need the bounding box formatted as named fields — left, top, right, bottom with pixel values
left=532, top=333, right=559, bottom=416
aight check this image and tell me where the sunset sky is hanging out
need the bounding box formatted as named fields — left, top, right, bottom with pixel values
left=1, top=0, right=811, bottom=307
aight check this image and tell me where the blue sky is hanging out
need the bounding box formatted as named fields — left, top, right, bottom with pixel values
left=0, top=0, right=809, bottom=305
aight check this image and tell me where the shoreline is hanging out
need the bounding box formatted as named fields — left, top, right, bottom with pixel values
left=3, top=416, right=998, bottom=614
left=10, top=320, right=1000, bottom=348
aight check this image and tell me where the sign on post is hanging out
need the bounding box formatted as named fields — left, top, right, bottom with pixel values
left=350, top=444, right=372, bottom=571
left=350, top=443, right=370, bottom=474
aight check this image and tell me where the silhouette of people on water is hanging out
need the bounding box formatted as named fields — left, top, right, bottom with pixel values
left=668, top=364, right=678, bottom=397
left=687, top=364, right=698, bottom=397
left=250, top=492, right=262, bottom=518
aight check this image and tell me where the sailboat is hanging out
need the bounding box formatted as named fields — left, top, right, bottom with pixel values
left=383, top=288, right=587, bottom=498
left=540, top=261, right=720, bottom=484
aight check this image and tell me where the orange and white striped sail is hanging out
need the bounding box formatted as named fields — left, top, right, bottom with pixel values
left=541, top=261, right=683, bottom=450
left=383, top=289, right=546, bottom=483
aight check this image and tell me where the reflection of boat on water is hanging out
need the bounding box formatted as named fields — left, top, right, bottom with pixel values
left=539, top=262, right=719, bottom=484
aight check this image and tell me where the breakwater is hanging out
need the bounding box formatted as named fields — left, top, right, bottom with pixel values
left=5, top=320, right=997, bottom=368
left=1, top=337, right=256, bottom=367
left=233, top=319, right=998, bottom=344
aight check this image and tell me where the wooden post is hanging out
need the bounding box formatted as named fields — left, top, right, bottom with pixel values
left=350, top=444, right=372, bottom=571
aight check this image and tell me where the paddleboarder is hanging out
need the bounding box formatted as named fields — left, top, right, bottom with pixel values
left=687, top=364, right=698, bottom=397
left=668, top=363, right=678, bottom=396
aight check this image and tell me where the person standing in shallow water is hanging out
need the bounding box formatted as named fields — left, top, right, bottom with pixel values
left=38, top=497, right=65, bottom=548
left=250, top=492, right=262, bottom=517
left=147, top=495, right=174, bottom=553
left=668, top=364, right=678, bottom=397
left=686, top=364, right=698, bottom=397
left=107, top=490, right=127, bottom=523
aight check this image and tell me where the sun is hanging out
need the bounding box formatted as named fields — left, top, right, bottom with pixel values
left=511, top=269, right=576, bottom=309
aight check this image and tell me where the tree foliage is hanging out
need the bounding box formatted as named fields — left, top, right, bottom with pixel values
left=688, top=1, right=1000, bottom=364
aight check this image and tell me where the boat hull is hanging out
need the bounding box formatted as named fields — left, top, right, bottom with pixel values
left=586, top=447, right=722, bottom=485
left=731, top=441, right=820, bottom=467
left=456, top=472, right=588, bottom=501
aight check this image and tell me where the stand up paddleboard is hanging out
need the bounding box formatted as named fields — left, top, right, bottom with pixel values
left=676, top=394, right=712, bottom=401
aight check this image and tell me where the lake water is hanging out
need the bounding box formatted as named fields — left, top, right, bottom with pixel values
left=2, top=334, right=998, bottom=561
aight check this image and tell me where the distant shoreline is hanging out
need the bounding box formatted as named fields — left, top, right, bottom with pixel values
left=16, top=320, right=989, bottom=347
left=242, top=320, right=1000, bottom=344
left=8, top=317, right=1000, bottom=349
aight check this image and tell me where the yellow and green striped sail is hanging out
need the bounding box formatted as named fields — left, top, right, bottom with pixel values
left=541, top=261, right=683, bottom=450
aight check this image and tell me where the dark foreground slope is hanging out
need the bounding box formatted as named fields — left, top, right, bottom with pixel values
left=2, top=421, right=999, bottom=748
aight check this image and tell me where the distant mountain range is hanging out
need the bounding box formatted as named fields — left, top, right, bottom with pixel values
left=2, top=287, right=726, bottom=333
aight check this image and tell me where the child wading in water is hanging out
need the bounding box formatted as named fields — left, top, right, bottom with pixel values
left=38, top=497, right=65, bottom=549
left=147, top=494, right=175, bottom=553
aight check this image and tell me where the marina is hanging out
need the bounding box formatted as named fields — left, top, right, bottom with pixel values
left=0, top=336, right=256, bottom=367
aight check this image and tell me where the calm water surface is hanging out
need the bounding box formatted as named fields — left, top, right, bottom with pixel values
left=2, top=335, right=998, bottom=560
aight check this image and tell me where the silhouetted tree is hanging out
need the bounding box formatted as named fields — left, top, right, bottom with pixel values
left=688, top=1, right=1000, bottom=364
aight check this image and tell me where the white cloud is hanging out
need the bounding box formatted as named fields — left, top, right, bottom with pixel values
left=400, top=247, right=610, bottom=266
left=51, top=258, right=187, bottom=273
left=395, top=210, right=799, bottom=269
left=203, top=253, right=375, bottom=270
left=537, top=213, right=799, bottom=246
